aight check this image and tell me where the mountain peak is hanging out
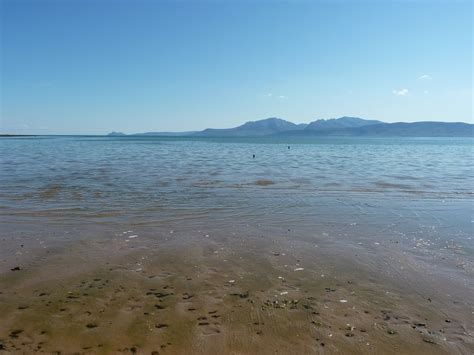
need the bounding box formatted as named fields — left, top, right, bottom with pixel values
left=306, top=117, right=382, bottom=130
left=239, top=117, right=296, bottom=130
left=194, top=117, right=305, bottom=137
left=108, top=131, right=126, bottom=136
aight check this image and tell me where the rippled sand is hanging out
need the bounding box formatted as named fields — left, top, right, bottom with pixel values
left=1, top=220, right=472, bottom=354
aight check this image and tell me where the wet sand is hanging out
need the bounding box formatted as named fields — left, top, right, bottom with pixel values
left=1, top=134, right=473, bottom=354
left=1, top=219, right=472, bottom=355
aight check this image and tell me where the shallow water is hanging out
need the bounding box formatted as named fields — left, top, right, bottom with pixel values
left=0, top=136, right=473, bottom=353
left=1, top=136, right=473, bottom=218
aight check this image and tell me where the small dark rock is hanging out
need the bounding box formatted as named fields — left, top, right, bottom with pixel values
left=230, top=291, right=249, bottom=299
left=422, top=336, right=436, bottom=344
left=9, top=329, right=23, bottom=338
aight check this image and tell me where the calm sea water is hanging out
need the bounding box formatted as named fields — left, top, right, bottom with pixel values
left=1, top=135, right=473, bottom=245
left=1, top=135, right=473, bottom=289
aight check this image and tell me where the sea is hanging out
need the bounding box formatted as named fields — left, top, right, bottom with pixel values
left=2, top=134, right=473, bottom=264
left=1, top=135, right=473, bottom=353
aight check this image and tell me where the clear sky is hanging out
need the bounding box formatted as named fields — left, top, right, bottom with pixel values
left=1, top=0, right=472, bottom=135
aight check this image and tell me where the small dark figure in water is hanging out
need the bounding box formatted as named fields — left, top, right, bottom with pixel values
left=288, top=146, right=290, bottom=149
left=252, top=154, right=255, bottom=158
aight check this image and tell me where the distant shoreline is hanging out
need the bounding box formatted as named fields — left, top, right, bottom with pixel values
left=0, top=134, right=37, bottom=137
left=2, top=134, right=474, bottom=139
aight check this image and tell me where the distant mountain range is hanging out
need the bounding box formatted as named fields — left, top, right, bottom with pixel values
left=196, top=117, right=308, bottom=137
left=108, top=117, right=473, bottom=137
left=108, top=131, right=198, bottom=137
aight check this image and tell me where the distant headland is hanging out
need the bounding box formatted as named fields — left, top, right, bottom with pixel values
left=108, top=117, right=473, bottom=138
left=0, top=134, right=37, bottom=137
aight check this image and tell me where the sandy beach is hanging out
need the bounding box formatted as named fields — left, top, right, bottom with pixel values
left=1, top=215, right=472, bottom=354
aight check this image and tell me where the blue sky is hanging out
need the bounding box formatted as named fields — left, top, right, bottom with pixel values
left=1, top=0, right=472, bottom=134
